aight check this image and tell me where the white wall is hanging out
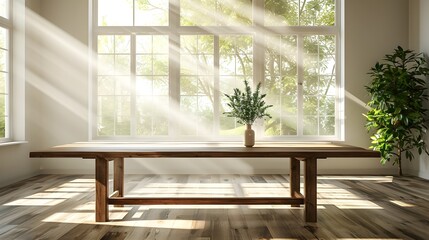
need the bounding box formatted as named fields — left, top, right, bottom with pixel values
left=25, top=0, right=93, bottom=174
left=0, top=0, right=40, bottom=188
left=337, top=0, right=408, bottom=175
left=406, top=0, right=429, bottom=179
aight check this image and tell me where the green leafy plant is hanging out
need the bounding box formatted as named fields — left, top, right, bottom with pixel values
left=365, top=46, right=429, bottom=176
left=224, top=80, right=273, bottom=125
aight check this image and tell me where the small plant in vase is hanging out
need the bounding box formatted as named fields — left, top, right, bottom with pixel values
left=224, top=80, right=273, bottom=147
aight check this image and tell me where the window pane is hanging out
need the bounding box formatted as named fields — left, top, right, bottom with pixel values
left=265, top=0, right=335, bottom=26
left=136, top=35, right=169, bottom=76
left=0, top=72, right=5, bottom=94
left=115, top=36, right=131, bottom=53
left=265, top=0, right=299, bottom=26
left=97, top=76, right=115, bottom=95
left=98, top=55, right=115, bottom=75
left=0, top=49, right=8, bottom=72
left=264, top=35, right=297, bottom=136
left=136, top=35, right=169, bottom=136
left=136, top=36, right=153, bottom=54
left=0, top=26, right=7, bottom=139
left=115, top=96, right=131, bottom=135
left=115, top=55, right=131, bottom=75
left=303, top=35, right=336, bottom=135
left=0, top=28, right=8, bottom=49
left=97, top=96, right=114, bottom=136
left=97, top=35, right=132, bottom=137
left=299, top=0, right=335, bottom=26
left=98, top=0, right=133, bottom=26
left=0, top=0, right=8, bottom=19
left=115, top=76, right=131, bottom=95
left=320, top=116, right=335, bottom=135
left=180, top=35, right=215, bottom=136
left=136, top=96, right=169, bottom=136
left=137, top=76, right=169, bottom=98
left=153, top=55, right=169, bottom=75
left=135, top=0, right=168, bottom=26
left=98, top=35, right=114, bottom=54
left=98, top=96, right=131, bottom=136
left=153, top=36, right=169, bottom=54
left=97, top=35, right=130, bottom=76
left=0, top=115, right=5, bottom=138
left=303, top=116, right=318, bottom=135
left=0, top=94, right=5, bottom=116
left=181, top=0, right=252, bottom=26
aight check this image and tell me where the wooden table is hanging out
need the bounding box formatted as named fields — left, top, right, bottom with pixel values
left=29, top=142, right=380, bottom=223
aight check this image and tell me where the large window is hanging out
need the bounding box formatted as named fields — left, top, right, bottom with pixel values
left=92, top=0, right=342, bottom=141
left=0, top=0, right=10, bottom=141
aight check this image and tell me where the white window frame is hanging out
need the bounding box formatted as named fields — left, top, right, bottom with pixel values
left=89, top=0, right=344, bottom=142
left=0, top=0, right=11, bottom=143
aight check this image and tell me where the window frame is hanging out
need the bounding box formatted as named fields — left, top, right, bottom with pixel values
left=90, top=0, right=343, bottom=142
left=0, top=0, right=12, bottom=143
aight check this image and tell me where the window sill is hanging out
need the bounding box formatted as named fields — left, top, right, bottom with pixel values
left=0, top=141, right=28, bottom=147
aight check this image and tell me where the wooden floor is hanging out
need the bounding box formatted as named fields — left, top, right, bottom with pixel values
left=0, top=174, right=428, bottom=240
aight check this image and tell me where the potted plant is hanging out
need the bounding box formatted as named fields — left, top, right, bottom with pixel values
left=365, top=46, right=429, bottom=176
left=224, top=80, right=273, bottom=147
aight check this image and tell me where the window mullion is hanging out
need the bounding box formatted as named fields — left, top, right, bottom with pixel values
left=297, top=34, right=304, bottom=137
left=253, top=36, right=265, bottom=137
left=213, top=35, right=220, bottom=135
left=113, top=39, right=117, bottom=135
left=253, top=0, right=264, bottom=27
left=337, top=0, right=344, bottom=140
left=253, top=0, right=264, bottom=137
left=168, top=0, right=180, bottom=138
left=130, top=34, right=136, bottom=137
left=90, top=0, right=98, bottom=140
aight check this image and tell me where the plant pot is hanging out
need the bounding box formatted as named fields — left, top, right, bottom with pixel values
left=244, top=124, right=255, bottom=147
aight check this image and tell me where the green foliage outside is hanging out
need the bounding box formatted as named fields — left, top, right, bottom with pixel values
left=0, top=28, right=6, bottom=139
left=365, top=46, right=429, bottom=176
left=0, top=116, right=4, bottom=138
left=0, top=94, right=4, bottom=138
left=265, top=0, right=335, bottom=26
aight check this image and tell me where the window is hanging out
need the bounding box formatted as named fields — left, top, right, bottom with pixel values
left=0, top=0, right=10, bottom=141
left=92, top=0, right=342, bottom=141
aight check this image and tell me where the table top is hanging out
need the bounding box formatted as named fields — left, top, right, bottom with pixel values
left=29, top=142, right=380, bottom=159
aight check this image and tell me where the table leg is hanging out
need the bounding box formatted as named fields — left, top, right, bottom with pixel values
left=96, top=157, right=109, bottom=222
left=114, top=158, right=124, bottom=207
left=304, top=157, right=317, bottom=222
left=290, top=157, right=301, bottom=207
